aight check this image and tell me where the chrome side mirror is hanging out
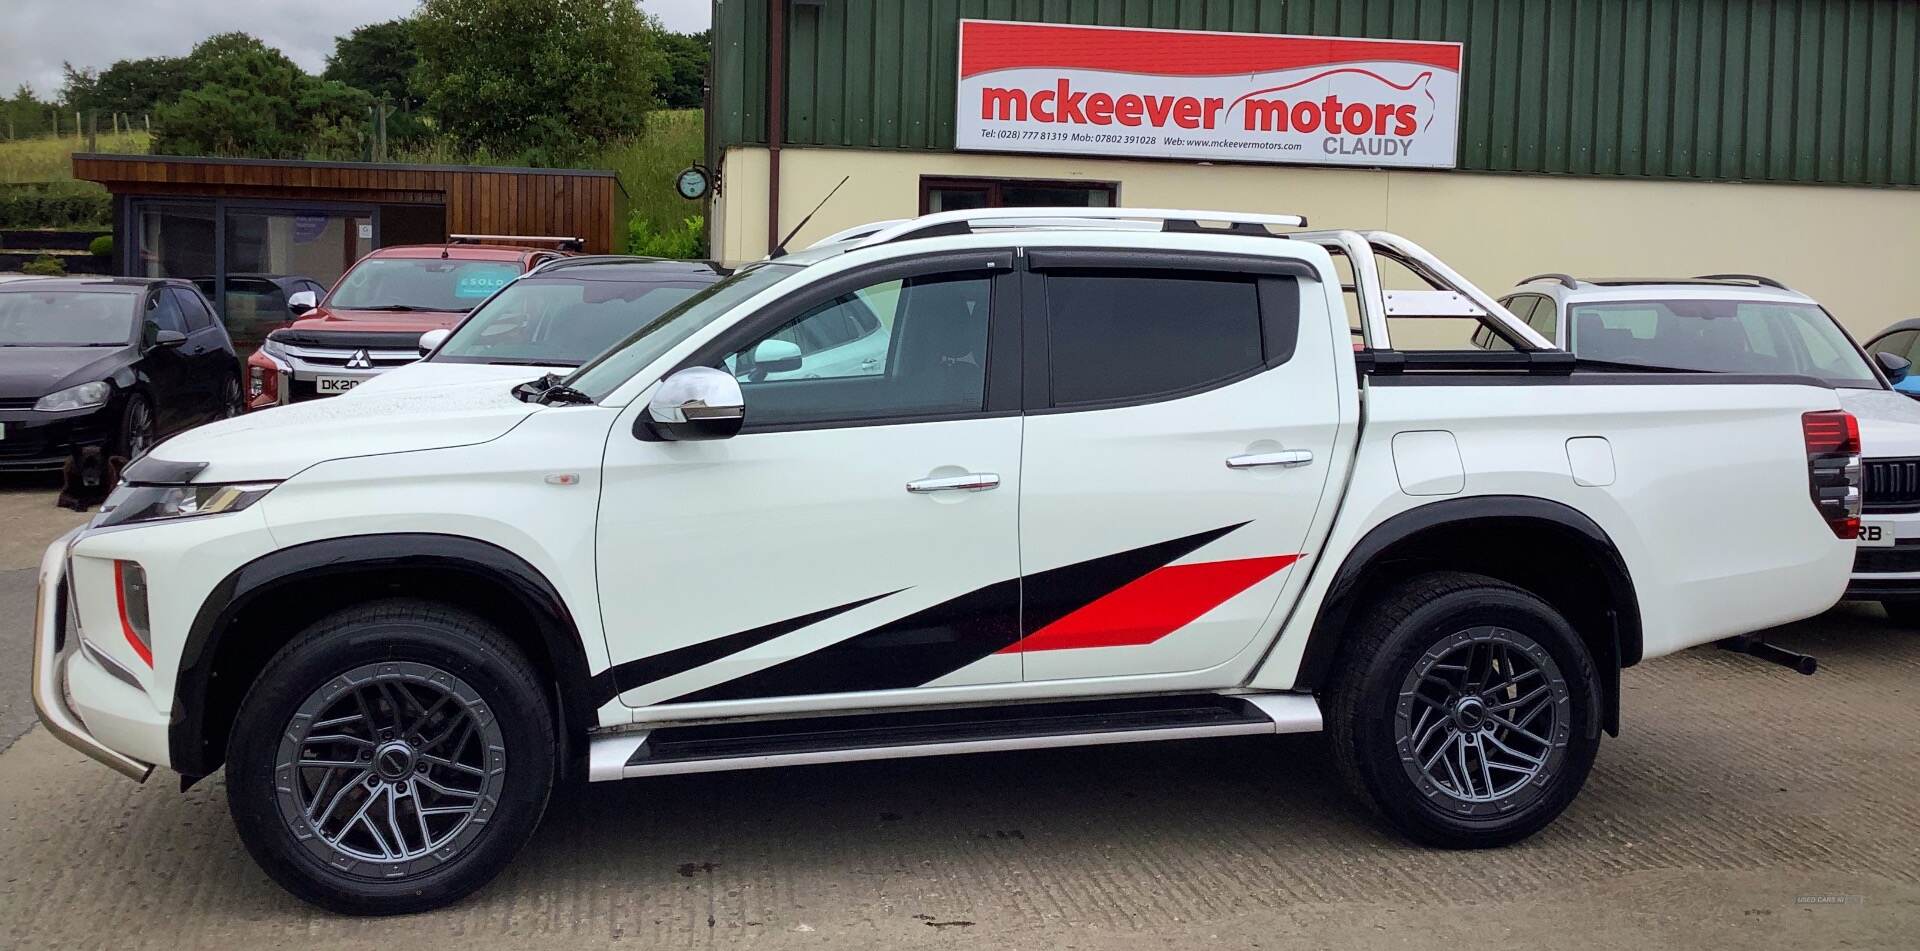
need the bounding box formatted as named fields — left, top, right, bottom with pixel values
left=645, top=366, right=744, bottom=441
left=1875, top=350, right=1911, bottom=385
left=287, top=290, right=318, bottom=316
left=419, top=328, right=451, bottom=356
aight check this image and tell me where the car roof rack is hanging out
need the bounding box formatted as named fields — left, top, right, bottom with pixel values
left=530, top=255, right=727, bottom=276
left=1577, top=275, right=1799, bottom=291
left=1694, top=272, right=1792, bottom=290
left=449, top=233, right=586, bottom=251
left=851, top=208, right=1308, bottom=247
left=1519, top=272, right=1580, bottom=289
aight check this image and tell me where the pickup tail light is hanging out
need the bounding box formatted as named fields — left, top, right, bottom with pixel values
left=1803, top=410, right=1862, bottom=539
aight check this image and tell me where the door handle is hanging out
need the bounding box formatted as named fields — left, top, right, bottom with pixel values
left=906, top=473, right=1001, bottom=493
left=1226, top=450, right=1313, bottom=470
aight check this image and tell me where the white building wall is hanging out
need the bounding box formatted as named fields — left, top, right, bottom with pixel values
left=713, top=145, right=1920, bottom=338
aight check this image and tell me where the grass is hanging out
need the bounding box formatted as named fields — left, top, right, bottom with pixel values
left=388, top=109, right=707, bottom=254
left=593, top=109, right=707, bottom=252
left=0, top=131, right=150, bottom=184
left=0, top=112, right=704, bottom=248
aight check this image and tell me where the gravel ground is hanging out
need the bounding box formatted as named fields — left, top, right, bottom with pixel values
left=0, top=478, right=1913, bottom=949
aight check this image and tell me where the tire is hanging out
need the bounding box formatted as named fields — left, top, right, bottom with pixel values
left=1325, top=571, right=1602, bottom=849
left=114, top=393, right=154, bottom=459
left=225, top=599, right=556, bottom=915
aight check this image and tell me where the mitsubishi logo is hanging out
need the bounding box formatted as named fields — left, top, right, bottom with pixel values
left=344, top=349, right=373, bottom=370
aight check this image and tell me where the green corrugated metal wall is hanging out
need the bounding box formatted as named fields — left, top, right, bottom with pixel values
left=712, top=0, right=1920, bottom=187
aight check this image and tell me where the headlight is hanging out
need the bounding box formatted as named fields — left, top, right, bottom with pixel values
left=35, top=381, right=111, bottom=412
left=95, top=482, right=278, bottom=527
left=260, top=335, right=290, bottom=360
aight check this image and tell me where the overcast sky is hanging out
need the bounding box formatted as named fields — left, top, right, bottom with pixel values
left=0, top=0, right=711, bottom=98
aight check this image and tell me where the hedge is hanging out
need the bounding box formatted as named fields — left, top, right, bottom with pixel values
left=0, top=186, right=112, bottom=229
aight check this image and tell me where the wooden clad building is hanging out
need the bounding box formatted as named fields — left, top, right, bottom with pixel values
left=73, top=154, right=627, bottom=320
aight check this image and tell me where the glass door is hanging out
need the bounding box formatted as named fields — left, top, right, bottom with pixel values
left=221, top=208, right=373, bottom=347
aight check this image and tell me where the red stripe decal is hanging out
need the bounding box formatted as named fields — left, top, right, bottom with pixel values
left=1000, top=554, right=1300, bottom=654
left=113, top=560, right=153, bottom=667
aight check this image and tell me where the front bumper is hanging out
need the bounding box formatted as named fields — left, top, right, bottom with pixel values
left=0, top=407, right=111, bottom=470
left=248, top=338, right=421, bottom=409
left=31, top=527, right=154, bottom=782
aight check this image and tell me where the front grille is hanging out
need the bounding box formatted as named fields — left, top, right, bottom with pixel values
left=0, top=428, right=51, bottom=458
left=1854, top=545, right=1920, bottom=573
left=0, top=396, right=36, bottom=409
left=287, top=349, right=418, bottom=369
left=273, top=330, right=425, bottom=349
left=1862, top=457, right=1920, bottom=512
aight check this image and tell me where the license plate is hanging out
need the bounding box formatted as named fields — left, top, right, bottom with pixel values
left=1858, top=520, right=1896, bottom=547
left=315, top=376, right=360, bottom=394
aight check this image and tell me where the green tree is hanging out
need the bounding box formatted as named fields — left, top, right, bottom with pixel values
left=654, top=31, right=708, bottom=110
left=61, top=55, right=195, bottom=116
left=324, top=18, right=423, bottom=110
left=414, top=0, right=663, bottom=165
left=150, top=33, right=372, bottom=159
left=2, top=85, right=55, bottom=138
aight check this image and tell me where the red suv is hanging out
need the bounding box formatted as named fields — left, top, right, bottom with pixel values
left=245, top=241, right=572, bottom=410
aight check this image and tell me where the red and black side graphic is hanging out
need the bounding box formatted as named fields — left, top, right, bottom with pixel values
left=666, top=580, right=1023, bottom=703
left=615, top=522, right=1295, bottom=706
left=1003, top=529, right=1299, bottom=653
left=589, top=591, right=902, bottom=700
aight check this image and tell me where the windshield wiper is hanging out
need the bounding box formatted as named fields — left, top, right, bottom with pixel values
left=351, top=304, right=432, bottom=312
left=512, top=372, right=594, bottom=405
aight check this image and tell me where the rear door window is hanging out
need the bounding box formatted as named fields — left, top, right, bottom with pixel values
left=145, top=288, right=187, bottom=335
left=171, top=288, right=217, bottom=332
left=1041, top=270, right=1278, bottom=407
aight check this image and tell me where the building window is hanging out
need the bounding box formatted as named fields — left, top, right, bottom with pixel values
left=920, top=176, right=1118, bottom=214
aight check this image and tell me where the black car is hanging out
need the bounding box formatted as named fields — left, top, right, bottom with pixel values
left=0, top=278, right=242, bottom=469
left=190, top=273, right=329, bottom=350
left=1864, top=317, right=1920, bottom=399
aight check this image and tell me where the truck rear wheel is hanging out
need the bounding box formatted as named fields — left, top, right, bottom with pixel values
left=1327, top=572, right=1601, bottom=848
left=225, top=599, right=555, bottom=915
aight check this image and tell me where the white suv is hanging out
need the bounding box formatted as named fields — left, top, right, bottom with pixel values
left=34, top=212, right=1856, bottom=914
left=1497, top=273, right=1920, bottom=621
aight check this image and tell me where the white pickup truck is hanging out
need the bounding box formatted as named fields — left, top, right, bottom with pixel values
left=33, top=209, right=1858, bottom=915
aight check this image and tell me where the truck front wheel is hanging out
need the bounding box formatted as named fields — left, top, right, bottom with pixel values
left=225, top=599, right=556, bottom=915
left=1327, top=572, right=1602, bottom=848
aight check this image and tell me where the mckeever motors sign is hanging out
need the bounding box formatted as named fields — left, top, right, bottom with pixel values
left=955, top=20, right=1462, bottom=169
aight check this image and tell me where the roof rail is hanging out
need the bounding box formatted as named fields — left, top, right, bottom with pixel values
left=1694, top=272, right=1791, bottom=290
left=449, top=233, right=586, bottom=251
left=1520, top=272, right=1580, bottom=289
left=806, top=219, right=909, bottom=250
left=528, top=254, right=653, bottom=274
left=851, top=207, right=1308, bottom=248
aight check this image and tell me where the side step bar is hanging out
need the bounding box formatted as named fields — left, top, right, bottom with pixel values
left=587, top=693, right=1321, bottom=782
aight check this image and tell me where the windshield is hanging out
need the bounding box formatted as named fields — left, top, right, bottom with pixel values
left=1568, top=299, right=1878, bottom=387
left=434, top=276, right=712, bottom=366
left=0, top=290, right=136, bottom=346
left=568, top=263, right=803, bottom=400
left=327, top=258, right=520, bottom=312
